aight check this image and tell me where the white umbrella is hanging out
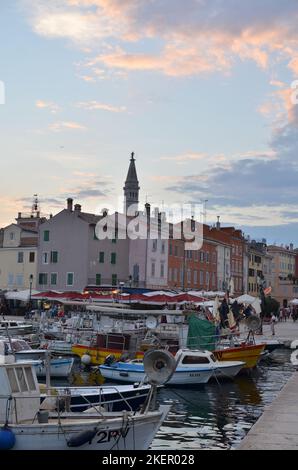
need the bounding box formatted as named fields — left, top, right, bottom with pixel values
left=289, top=299, right=298, bottom=305
left=236, top=294, right=261, bottom=304
left=5, top=289, right=40, bottom=302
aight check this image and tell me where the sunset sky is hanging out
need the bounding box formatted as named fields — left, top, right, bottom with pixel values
left=0, top=1, right=298, bottom=244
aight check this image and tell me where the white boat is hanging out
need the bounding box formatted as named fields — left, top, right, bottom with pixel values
left=0, top=338, right=74, bottom=378
left=20, top=355, right=74, bottom=378
left=0, top=320, right=34, bottom=336
left=99, top=349, right=245, bottom=385
left=0, top=353, right=171, bottom=450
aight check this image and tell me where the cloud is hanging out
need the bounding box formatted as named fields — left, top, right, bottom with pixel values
left=49, top=121, right=87, bottom=131
left=160, top=152, right=207, bottom=164
left=36, top=100, right=61, bottom=113
left=76, top=101, right=126, bottom=112
left=23, top=1, right=298, bottom=78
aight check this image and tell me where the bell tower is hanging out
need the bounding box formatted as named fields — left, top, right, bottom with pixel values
left=124, top=152, right=140, bottom=214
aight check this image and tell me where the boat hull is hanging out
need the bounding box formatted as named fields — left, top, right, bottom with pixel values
left=8, top=406, right=170, bottom=450
left=213, top=344, right=265, bottom=369
left=99, top=364, right=213, bottom=385
left=72, top=344, right=143, bottom=365
left=48, top=385, right=151, bottom=412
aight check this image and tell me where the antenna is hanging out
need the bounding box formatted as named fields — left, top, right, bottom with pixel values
left=32, top=194, right=39, bottom=215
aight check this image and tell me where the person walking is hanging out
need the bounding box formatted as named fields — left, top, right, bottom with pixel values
left=270, top=313, right=277, bottom=336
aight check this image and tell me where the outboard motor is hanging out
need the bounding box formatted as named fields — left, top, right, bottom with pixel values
left=104, top=354, right=116, bottom=366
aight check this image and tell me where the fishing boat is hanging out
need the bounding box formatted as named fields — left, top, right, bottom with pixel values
left=99, top=349, right=244, bottom=385
left=0, top=338, right=74, bottom=378
left=0, top=351, right=172, bottom=450
left=0, top=320, right=34, bottom=336
left=213, top=343, right=265, bottom=369
left=41, top=384, right=152, bottom=412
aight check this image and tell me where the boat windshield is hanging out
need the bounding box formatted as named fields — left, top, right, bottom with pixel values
left=181, top=355, right=210, bottom=364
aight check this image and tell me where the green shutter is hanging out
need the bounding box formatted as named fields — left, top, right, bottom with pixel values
left=99, top=252, right=105, bottom=263
left=96, top=274, right=101, bottom=286
left=44, top=230, right=50, bottom=242
left=112, top=274, right=117, bottom=286
left=67, top=273, right=74, bottom=285
left=51, top=273, right=57, bottom=285
left=51, top=251, right=58, bottom=263
left=111, top=253, right=116, bottom=264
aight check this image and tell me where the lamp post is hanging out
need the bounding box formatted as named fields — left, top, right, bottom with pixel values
left=29, top=274, right=33, bottom=307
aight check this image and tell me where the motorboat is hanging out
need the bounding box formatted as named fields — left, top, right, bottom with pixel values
left=41, top=383, right=152, bottom=412
left=0, top=338, right=74, bottom=378
left=99, top=349, right=244, bottom=385
left=0, top=320, right=34, bottom=336
left=0, top=351, right=172, bottom=450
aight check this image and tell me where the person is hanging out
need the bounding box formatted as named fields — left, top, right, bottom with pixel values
left=219, top=298, right=229, bottom=328
left=270, top=313, right=277, bottom=336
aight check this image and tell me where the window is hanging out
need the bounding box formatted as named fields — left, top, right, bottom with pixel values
left=194, top=270, right=198, bottom=284
left=10, top=232, right=14, bottom=241
left=206, top=252, right=210, bottom=263
left=17, top=252, right=24, bottom=263
left=67, top=272, right=74, bottom=286
left=182, top=355, right=210, bottom=364
left=7, top=368, right=19, bottom=393
left=169, top=268, right=172, bottom=282
left=44, top=230, right=50, bottom=242
left=42, top=252, right=48, bottom=264
left=51, top=273, right=57, bottom=285
left=112, top=274, right=117, bottom=286
left=96, top=274, right=101, bottom=286
left=112, top=238, right=117, bottom=244
left=25, top=367, right=36, bottom=391
left=29, top=252, right=35, bottom=263
left=200, top=270, right=204, bottom=285
left=160, top=263, right=165, bottom=278
left=16, top=367, right=28, bottom=392
left=50, top=251, right=58, bottom=263
left=8, top=273, right=14, bottom=286
left=152, top=240, right=157, bottom=252
left=200, top=252, right=205, bottom=262
left=151, top=262, right=155, bottom=277
left=111, top=253, right=116, bottom=265
left=187, top=269, right=191, bottom=284
left=174, top=246, right=178, bottom=257
left=39, top=273, right=48, bottom=285
left=206, top=272, right=210, bottom=287
left=99, top=252, right=105, bottom=263
left=161, top=242, right=165, bottom=254
left=16, top=274, right=23, bottom=287
left=169, top=244, right=172, bottom=255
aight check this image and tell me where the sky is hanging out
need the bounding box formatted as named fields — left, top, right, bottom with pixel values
left=0, top=0, right=298, bottom=245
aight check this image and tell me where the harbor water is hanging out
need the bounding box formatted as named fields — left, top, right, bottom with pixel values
left=49, top=349, right=293, bottom=450
left=152, top=349, right=293, bottom=450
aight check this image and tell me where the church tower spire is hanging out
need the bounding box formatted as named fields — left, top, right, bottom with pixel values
left=124, top=152, right=140, bottom=214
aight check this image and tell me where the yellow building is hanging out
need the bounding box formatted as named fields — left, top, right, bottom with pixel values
left=0, top=215, right=41, bottom=291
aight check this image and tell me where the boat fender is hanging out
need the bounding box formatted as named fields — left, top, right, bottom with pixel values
left=0, top=426, right=16, bottom=450
left=67, top=428, right=97, bottom=447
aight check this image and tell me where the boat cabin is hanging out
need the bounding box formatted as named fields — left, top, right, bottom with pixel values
left=175, top=349, right=218, bottom=367
left=0, top=356, right=40, bottom=424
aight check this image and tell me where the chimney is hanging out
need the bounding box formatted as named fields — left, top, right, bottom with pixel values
left=67, top=198, right=73, bottom=211
left=216, top=216, right=221, bottom=230
left=74, top=204, right=82, bottom=213
left=18, top=212, right=21, bottom=219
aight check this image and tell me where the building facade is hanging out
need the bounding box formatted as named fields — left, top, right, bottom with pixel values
left=0, top=212, right=43, bottom=290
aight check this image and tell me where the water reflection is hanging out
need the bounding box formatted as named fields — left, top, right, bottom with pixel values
left=152, top=349, right=293, bottom=450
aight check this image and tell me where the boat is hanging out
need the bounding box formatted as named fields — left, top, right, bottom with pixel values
left=0, top=338, right=74, bottom=378
left=213, top=343, right=265, bottom=369
left=99, top=349, right=244, bottom=385
left=0, top=351, right=172, bottom=450
left=0, top=320, right=34, bottom=336
left=41, top=384, right=152, bottom=412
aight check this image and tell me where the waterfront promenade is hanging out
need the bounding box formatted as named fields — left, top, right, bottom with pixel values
left=238, top=372, right=298, bottom=450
